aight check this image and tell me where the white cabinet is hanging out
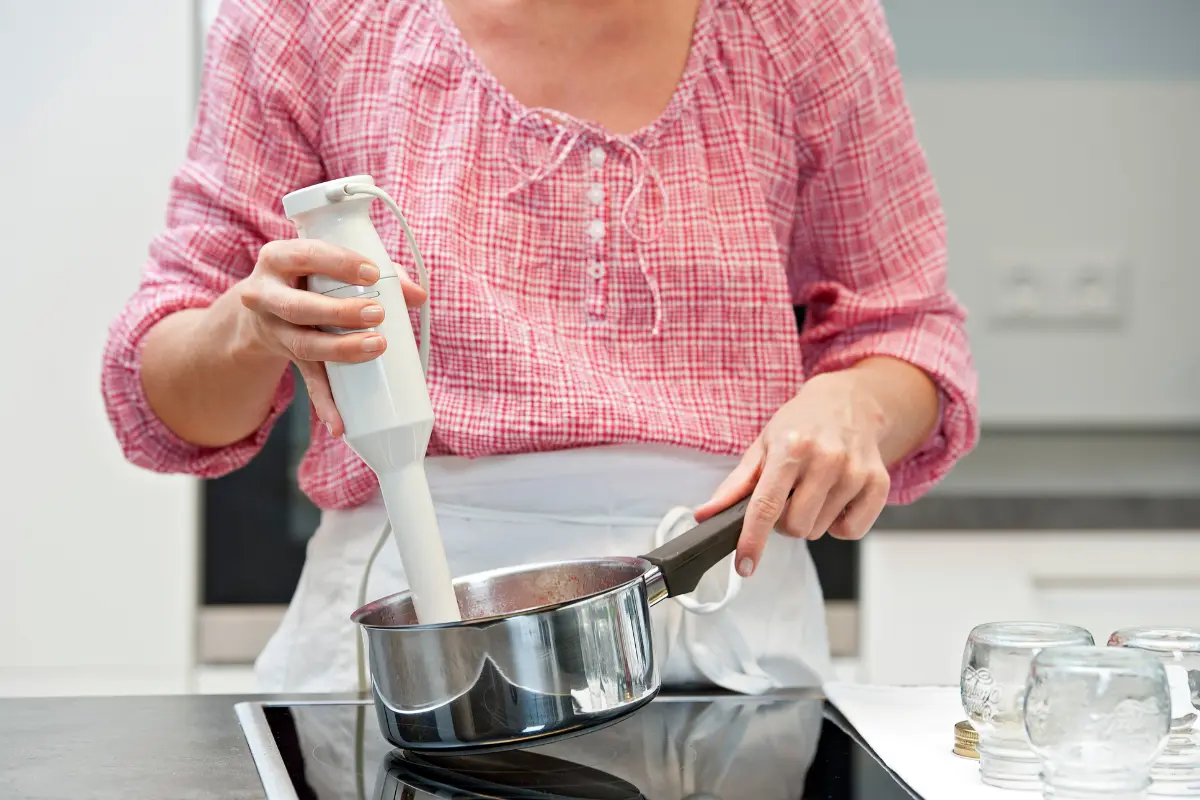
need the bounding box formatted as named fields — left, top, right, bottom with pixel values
left=859, top=531, right=1200, bottom=686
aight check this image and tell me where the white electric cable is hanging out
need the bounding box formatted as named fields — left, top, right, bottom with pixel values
left=336, top=183, right=430, bottom=374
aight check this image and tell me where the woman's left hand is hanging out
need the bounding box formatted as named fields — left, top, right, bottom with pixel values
left=694, top=369, right=893, bottom=578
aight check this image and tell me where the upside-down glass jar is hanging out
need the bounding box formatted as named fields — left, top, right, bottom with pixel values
left=1108, top=627, right=1200, bottom=797
left=961, top=622, right=1095, bottom=790
left=1024, top=646, right=1171, bottom=800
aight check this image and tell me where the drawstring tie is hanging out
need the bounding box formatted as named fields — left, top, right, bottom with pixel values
left=505, top=108, right=668, bottom=335
left=654, top=506, right=776, bottom=696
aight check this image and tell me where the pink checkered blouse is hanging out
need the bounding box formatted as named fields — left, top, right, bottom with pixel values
left=102, top=0, right=979, bottom=511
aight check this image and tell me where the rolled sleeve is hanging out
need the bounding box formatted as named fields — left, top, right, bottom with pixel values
left=102, top=282, right=296, bottom=478
left=101, top=0, right=323, bottom=477
left=789, top=0, right=980, bottom=504
left=803, top=311, right=977, bottom=504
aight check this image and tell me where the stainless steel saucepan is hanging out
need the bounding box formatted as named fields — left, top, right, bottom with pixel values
left=350, top=496, right=753, bottom=754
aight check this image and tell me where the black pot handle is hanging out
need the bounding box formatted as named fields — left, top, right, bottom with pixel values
left=641, top=496, right=754, bottom=598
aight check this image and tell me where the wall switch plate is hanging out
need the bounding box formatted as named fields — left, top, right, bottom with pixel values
left=1062, top=258, right=1127, bottom=324
left=987, top=252, right=1131, bottom=329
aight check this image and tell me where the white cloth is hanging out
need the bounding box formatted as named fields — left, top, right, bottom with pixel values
left=256, top=443, right=830, bottom=694
left=824, top=683, right=1014, bottom=800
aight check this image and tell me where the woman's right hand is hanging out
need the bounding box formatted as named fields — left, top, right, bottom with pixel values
left=236, top=239, right=428, bottom=437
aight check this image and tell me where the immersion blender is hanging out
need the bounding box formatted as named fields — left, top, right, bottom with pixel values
left=282, top=175, right=461, bottom=625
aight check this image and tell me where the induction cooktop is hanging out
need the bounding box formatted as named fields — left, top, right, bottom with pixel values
left=235, top=694, right=919, bottom=800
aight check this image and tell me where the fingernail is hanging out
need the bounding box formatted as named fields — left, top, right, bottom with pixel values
left=325, top=421, right=333, bottom=436
left=737, top=557, right=755, bottom=578
left=361, top=305, right=384, bottom=324
left=362, top=335, right=385, bottom=352
left=359, top=263, right=379, bottom=283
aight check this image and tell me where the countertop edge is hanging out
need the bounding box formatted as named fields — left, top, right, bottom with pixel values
left=873, top=494, right=1200, bottom=531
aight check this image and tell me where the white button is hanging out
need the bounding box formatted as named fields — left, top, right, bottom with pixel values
left=587, top=184, right=604, bottom=206
left=586, top=219, right=606, bottom=241
left=587, top=263, right=606, bottom=279
left=588, top=147, right=607, bottom=168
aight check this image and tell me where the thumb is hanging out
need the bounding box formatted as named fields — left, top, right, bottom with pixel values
left=395, top=263, right=429, bottom=307
left=694, top=438, right=764, bottom=522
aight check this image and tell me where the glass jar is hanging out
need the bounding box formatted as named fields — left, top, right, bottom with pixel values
left=1025, top=646, right=1171, bottom=800
left=961, top=621, right=1095, bottom=790
left=1108, top=627, right=1200, bottom=796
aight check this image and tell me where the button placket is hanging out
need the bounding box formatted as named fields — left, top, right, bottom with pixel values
left=585, top=145, right=608, bottom=323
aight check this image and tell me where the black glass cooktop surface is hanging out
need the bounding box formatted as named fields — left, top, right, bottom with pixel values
left=236, top=695, right=918, bottom=800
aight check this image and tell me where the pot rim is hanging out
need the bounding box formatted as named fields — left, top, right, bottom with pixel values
left=350, top=555, right=654, bottom=631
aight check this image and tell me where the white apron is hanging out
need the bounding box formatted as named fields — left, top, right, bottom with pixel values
left=255, top=444, right=831, bottom=695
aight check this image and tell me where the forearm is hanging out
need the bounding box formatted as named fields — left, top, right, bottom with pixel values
left=848, top=355, right=940, bottom=466
left=140, top=284, right=290, bottom=448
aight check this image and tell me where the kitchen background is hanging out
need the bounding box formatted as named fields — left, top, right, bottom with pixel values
left=1, top=0, right=1197, bottom=698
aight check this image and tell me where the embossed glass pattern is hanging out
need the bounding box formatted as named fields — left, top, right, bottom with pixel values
left=1025, top=646, right=1171, bottom=800
left=961, top=621, right=1095, bottom=790
left=1108, top=627, right=1200, bottom=796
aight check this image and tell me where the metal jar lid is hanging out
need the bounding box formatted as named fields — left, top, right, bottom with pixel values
left=953, top=720, right=979, bottom=759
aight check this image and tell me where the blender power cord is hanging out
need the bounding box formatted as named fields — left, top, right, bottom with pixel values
left=330, top=182, right=431, bottom=375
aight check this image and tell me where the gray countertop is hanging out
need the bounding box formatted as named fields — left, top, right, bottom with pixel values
left=873, top=494, right=1200, bottom=530
left=870, top=430, right=1200, bottom=530
left=0, top=692, right=352, bottom=800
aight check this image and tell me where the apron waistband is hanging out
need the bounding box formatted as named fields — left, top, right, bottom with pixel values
left=433, top=503, right=672, bottom=528
left=413, top=443, right=739, bottom=519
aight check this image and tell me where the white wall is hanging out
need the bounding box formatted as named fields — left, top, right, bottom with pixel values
left=881, top=0, right=1200, bottom=426
left=909, top=80, right=1200, bottom=426
left=0, top=2, right=199, bottom=696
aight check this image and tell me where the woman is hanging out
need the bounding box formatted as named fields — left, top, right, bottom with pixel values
left=103, top=0, right=978, bottom=693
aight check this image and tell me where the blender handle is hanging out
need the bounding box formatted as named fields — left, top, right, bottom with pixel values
left=642, top=491, right=792, bottom=598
